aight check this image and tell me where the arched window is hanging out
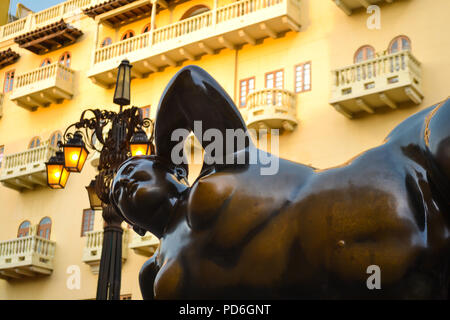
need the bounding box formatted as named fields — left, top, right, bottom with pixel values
left=59, top=52, right=71, bottom=68
left=180, top=5, right=210, bottom=20
left=17, top=221, right=31, bottom=238
left=37, top=217, right=52, bottom=239
left=354, top=45, right=375, bottom=63
left=101, top=37, right=112, bottom=47
left=388, top=35, right=411, bottom=54
left=28, top=136, right=41, bottom=149
left=142, top=24, right=151, bottom=33
left=49, top=131, right=62, bottom=147
left=121, top=30, right=135, bottom=41
left=40, top=58, right=51, bottom=67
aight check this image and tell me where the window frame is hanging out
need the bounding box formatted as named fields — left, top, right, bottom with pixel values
left=59, top=52, right=71, bottom=68
left=18, top=220, right=31, bottom=238
left=101, top=37, right=112, bottom=47
left=37, top=217, right=52, bottom=240
left=28, top=136, right=41, bottom=149
left=121, top=30, right=135, bottom=41
left=40, top=58, right=52, bottom=67
left=239, top=77, right=255, bottom=108
left=180, top=5, right=211, bottom=20
left=3, top=69, right=15, bottom=94
left=294, top=61, right=312, bottom=94
left=0, top=145, right=4, bottom=169
left=265, top=69, right=284, bottom=89
left=388, top=35, right=411, bottom=54
left=81, top=209, right=95, bottom=237
left=49, top=131, right=62, bottom=147
left=353, top=45, right=375, bottom=63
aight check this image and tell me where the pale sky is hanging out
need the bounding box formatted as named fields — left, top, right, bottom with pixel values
left=9, top=0, right=66, bottom=16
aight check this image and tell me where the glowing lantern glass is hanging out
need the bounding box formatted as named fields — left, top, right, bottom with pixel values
left=130, top=129, right=153, bottom=156
left=46, top=151, right=70, bottom=189
left=63, top=132, right=89, bottom=173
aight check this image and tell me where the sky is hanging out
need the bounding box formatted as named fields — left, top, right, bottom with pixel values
left=9, top=0, right=67, bottom=15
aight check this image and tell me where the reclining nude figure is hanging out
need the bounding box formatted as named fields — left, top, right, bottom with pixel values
left=111, top=66, right=450, bottom=299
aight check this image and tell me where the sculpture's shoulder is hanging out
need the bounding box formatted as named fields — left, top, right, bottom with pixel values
left=187, top=172, right=238, bottom=230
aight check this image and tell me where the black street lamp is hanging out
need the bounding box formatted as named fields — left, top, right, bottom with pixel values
left=45, top=59, right=154, bottom=300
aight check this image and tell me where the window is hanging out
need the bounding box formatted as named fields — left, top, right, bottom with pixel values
left=18, top=221, right=31, bottom=238
left=389, top=35, right=411, bottom=54
left=120, top=294, right=132, bottom=300
left=49, top=131, right=62, bottom=147
left=142, top=24, right=151, bottom=33
left=3, top=70, right=14, bottom=93
left=28, top=136, right=41, bottom=149
left=265, top=70, right=284, bottom=89
left=239, top=77, right=255, bottom=108
left=0, top=145, right=4, bottom=169
left=81, top=209, right=95, bottom=236
left=40, top=58, right=52, bottom=67
left=294, top=62, right=311, bottom=93
left=180, top=5, right=210, bottom=20
left=59, top=52, right=71, bottom=68
left=354, top=45, right=375, bottom=63
left=101, top=37, right=112, bottom=47
left=139, top=105, right=151, bottom=119
left=121, top=30, right=135, bottom=40
left=37, top=217, right=52, bottom=239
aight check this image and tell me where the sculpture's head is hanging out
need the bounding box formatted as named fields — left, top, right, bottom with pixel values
left=111, top=156, right=189, bottom=238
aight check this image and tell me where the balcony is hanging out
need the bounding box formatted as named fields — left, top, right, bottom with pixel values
left=0, top=236, right=56, bottom=280
left=10, top=62, right=75, bottom=111
left=333, top=0, right=397, bottom=16
left=0, top=0, right=97, bottom=42
left=82, top=229, right=128, bottom=274
left=245, top=89, right=298, bottom=131
left=129, top=232, right=159, bottom=257
left=88, top=0, right=302, bottom=88
left=0, top=142, right=58, bottom=191
left=329, top=50, right=423, bottom=118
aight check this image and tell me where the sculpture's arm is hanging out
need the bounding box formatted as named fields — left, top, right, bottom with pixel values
left=139, top=254, right=160, bottom=300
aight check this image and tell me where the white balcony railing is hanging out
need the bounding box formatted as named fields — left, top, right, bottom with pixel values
left=0, top=235, right=56, bottom=279
left=245, top=88, right=298, bottom=131
left=129, top=232, right=159, bottom=257
left=88, top=0, right=301, bottom=86
left=11, top=62, right=75, bottom=110
left=82, top=229, right=128, bottom=274
left=0, top=142, right=58, bottom=191
left=330, top=50, right=423, bottom=118
left=0, top=0, right=102, bottom=41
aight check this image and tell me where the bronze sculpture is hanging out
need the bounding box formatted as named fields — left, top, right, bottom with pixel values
left=111, top=66, right=450, bottom=299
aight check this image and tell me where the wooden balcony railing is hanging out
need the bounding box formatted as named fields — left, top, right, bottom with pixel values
left=0, top=0, right=99, bottom=41
left=0, top=141, right=58, bottom=191
left=89, top=0, right=301, bottom=86
left=82, top=229, right=128, bottom=274
left=0, top=235, right=56, bottom=279
left=245, top=88, right=298, bottom=131
left=330, top=50, right=423, bottom=118
left=11, top=62, right=75, bottom=110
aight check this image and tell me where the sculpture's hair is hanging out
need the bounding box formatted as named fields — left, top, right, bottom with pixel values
left=118, top=155, right=188, bottom=182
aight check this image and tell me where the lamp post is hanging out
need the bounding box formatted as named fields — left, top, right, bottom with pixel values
left=45, top=60, right=154, bottom=300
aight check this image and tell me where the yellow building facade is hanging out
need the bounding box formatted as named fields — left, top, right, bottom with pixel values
left=0, top=0, right=449, bottom=299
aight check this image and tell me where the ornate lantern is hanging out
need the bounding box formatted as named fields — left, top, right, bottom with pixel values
left=45, top=151, right=70, bottom=189
left=63, top=132, right=89, bottom=173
